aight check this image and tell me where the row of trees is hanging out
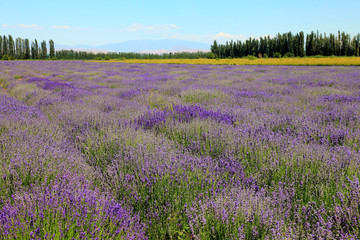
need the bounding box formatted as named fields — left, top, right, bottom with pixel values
left=211, top=31, right=360, bottom=58
left=3, top=31, right=360, bottom=60
left=0, top=35, right=55, bottom=60
left=54, top=50, right=209, bottom=60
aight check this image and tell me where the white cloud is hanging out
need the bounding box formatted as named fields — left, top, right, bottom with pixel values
left=52, top=25, right=71, bottom=30
left=1, top=23, right=89, bottom=31
left=215, top=32, right=246, bottom=39
left=17, top=24, right=43, bottom=29
left=0, top=24, right=43, bottom=29
left=122, top=23, right=180, bottom=32
left=52, top=25, right=90, bottom=31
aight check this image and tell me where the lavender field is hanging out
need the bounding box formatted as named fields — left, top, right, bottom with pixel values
left=0, top=61, right=360, bottom=239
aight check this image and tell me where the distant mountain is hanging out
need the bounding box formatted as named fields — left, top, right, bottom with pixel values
left=55, top=39, right=210, bottom=53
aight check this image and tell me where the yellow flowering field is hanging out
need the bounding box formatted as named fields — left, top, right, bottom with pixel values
left=113, top=57, right=360, bottom=66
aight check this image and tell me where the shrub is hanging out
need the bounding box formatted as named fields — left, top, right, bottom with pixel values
left=273, top=52, right=282, bottom=58
left=0, top=178, right=147, bottom=239
left=284, top=52, right=295, bottom=58
left=207, top=52, right=215, bottom=59
left=313, top=55, right=325, bottom=58
left=244, top=55, right=257, bottom=60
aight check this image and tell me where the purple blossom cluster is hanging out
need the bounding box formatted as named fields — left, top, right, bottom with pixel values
left=0, top=95, right=42, bottom=117
left=135, top=104, right=236, bottom=129
left=28, top=76, right=74, bottom=90
left=0, top=60, right=360, bottom=239
left=0, top=176, right=146, bottom=239
left=321, top=94, right=360, bottom=103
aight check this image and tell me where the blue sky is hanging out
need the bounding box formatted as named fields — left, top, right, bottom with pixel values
left=1, top=0, right=359, bottom=46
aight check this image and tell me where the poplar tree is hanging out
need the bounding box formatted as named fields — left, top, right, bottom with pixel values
left=356, top=34, right=360, bottom=56
left=8, top=35, right=15, bottom=58
left=0, top=37, right=2, bottom=59
left=267, top=36, right=273, bottom=57
left=306, top=32, right=314, bottom=56
left=49, top=39, right=55, bottom=58
left=35, top=39, right=39, bottom=59
left=3, top=35, right=8, bottom=56
left=21, top=39, right=26, bottom=59
left=210, top=40, right=219, bottom=58
left=31, top=40, right=39, bottom=59
left=15, top=38, right=20, bottom=59
left=329, top=34, right=335, bottom=56
left=15, top=38, right=22, bottom=59
left=299, top=31, right=304, bottom=57
left=287, top=32, right=293, bottom=55
left=41, top=40, right=47, bottom=59
left=337, top=31, right=341, bottom=56
left=25, top=39, right=30, bottom=59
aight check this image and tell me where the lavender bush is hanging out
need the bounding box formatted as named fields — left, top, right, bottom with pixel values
left=0, top=61, right=360, bottom=239
left=0, top=176, right=146, bottom=239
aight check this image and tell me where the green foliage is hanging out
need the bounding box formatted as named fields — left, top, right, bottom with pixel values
left=146, top=90, right=171, bottom=109
left=55, top=50, right=209, bottom=60
left=49, top=39, right=55, bottom=58
left=0, top=78, right=9, bottom=90
left=158, top=122, right=228, bottom=159
left=181, top=89, right=227, bottom=104
left=191, top=208, right=270, bottom=240
left=40, top=40, right=47, bottom=59
left=108, top=147, right=229, bottom=239
left=0, top=53, right=15, bottom=61
left=31, top=39, right=39, bottom=59
left=207, top=52, right=215, bottom=59
left=1, top=55, right=9, bottom=60
left=284, top=52, right=295, bottom=58
left=0, top=35, right=48, bottom=60
left=273, top=52, right=282, bottom=58
left=211, top=30, right=360, bottom=59
left=25, top=39, right=30, bottom=59
left=312, top=55, right=327, bottom=58
left=243, top=55, right=257, bottom=60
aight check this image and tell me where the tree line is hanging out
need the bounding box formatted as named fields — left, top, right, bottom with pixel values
left=0, top=35, right=55, bottom=60
left=54, top=50, right=209, bottom=60
left=2, top=31, right=360, bottom=60
left=0, top=34, right=208, bottom=60
left=210, top=31, right=360, bottom=58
